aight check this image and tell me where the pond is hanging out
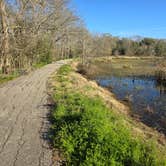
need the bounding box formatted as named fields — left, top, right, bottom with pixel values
left=89, top=59, right=166, bottom=134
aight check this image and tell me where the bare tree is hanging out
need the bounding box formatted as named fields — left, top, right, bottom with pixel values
left=0, top=0, right=10, bottom=74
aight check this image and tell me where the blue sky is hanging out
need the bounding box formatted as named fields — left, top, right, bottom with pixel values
left=72, top=0, right=166, bottom=39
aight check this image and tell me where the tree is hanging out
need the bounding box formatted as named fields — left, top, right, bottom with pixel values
left=155, top=40, right=166, bottom=57
left=0, top=0, right=82, bottom=73
left=0, top=0, right=10, bottom=74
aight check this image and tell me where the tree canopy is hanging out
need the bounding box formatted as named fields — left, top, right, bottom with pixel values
left=0, top=0, right=166, bottom=74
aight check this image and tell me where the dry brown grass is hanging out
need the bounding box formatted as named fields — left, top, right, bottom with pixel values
left=84, top=56, right=165, bottom=78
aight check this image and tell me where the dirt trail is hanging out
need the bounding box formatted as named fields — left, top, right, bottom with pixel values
left=0, top=60, right=67, bottom=166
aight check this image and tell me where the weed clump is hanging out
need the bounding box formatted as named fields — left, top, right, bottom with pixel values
left=57, top=64, right=72, bottom=75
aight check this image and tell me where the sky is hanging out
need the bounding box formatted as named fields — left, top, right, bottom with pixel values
left=72, top=0, right=166, bottom=39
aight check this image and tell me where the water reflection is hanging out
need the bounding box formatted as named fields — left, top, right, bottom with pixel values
left=95, top=76, right=166, bottom=134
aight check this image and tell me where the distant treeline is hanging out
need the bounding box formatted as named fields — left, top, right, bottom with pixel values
left=84, top=34, right=166, bottom=57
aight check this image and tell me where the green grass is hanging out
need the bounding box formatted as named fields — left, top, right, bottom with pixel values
left=32, top=62, right=48, bottom=69
left=57, top=64, right=72, bottom=75
left=0, top=75, right=16, bottom=84
left=0, top=60, right=50, bottom=84
left=50, top=65, right=166, bottom=166
left=0, top=63, right=44, bottom=84
left=0, top=70, right=19, bottom=84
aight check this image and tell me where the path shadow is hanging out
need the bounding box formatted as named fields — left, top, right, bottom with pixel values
left=39, top=96, right=66, bottom=165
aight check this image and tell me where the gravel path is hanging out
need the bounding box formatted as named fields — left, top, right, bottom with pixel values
left=0, top=60, right=67, bottom=166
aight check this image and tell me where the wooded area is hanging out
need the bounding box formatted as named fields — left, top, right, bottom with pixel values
left=0, top=0, right=166, bottom=74
left=0, top=0, right=87, bottom=74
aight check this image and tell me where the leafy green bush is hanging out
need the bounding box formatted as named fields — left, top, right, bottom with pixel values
left=50, top=65, right=166, bottom=166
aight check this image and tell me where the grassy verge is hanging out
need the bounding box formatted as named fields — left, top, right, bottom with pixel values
left=0, top=72, right=19, bottom=84
left=0, top=62, right=49, bottom=84
left=32, top=62, right=49, bottom=69
left=49, top=64, right=166, bottom=165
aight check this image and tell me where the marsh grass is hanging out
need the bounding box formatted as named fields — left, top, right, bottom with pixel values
left=87, top=58, right=162, bottom=78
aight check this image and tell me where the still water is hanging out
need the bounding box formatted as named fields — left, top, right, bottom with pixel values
left=95, top=75, right=166, bottom=134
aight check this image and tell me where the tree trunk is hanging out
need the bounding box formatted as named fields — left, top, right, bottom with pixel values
left=0, top=0, right=10, bottom=74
